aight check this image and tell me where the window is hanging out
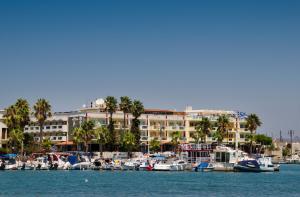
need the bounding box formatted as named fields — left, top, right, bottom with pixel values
left=36, top=127, right=39, bottom=130
left=52, top=126, right=57, bottom=129
left=58, top=126, right=62, bottom=129
left=58, top=137, right=62, bottom=140
left=45, top=126, right=50, bottom=129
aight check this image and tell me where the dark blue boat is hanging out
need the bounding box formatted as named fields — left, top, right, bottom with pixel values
left=233, top=160, right=261, bottom=172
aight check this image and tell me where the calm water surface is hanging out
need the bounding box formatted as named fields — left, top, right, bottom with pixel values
left=0, top=165, right=300, bottom=197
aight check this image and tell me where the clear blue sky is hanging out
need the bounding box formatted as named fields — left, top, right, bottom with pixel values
left=0, top=0, right=299, bottom=138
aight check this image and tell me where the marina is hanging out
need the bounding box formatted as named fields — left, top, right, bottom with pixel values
left=0, top=165, right=299, bottom=197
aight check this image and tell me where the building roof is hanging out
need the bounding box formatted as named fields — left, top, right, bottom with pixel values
left=144, top=109, right=185, bottom=115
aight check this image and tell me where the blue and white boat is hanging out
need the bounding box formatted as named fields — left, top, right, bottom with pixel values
left=193, top=162, right=214, bottom=172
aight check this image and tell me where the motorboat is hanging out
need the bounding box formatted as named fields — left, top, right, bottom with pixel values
left=170, top=160, right=187, bottom=171
left=193, top=162, right=214, bottom=172
left=0, top=154, right=19, bottom=170
left=123, top=159, right=140, bottom=170
left=286, top=154, right=300, bottom=164
left=139, top=161, right=153, bottom=171
left=153, top=161, right=172, bottom=171
left=234, top=160, right=261, bottom=172
left=257, top=157, right=280, bottom=172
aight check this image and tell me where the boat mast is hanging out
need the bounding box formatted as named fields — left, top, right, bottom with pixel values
left=235, top=111, right=239, bottom=151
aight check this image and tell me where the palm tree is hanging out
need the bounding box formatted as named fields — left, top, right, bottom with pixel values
left=171, top=131, right=181, bottom=153
left=191, top=125, right=205, bottom=144
left=213, top=131, right=224, bottom=144
left=4, top=99, right=30, bottom=154
left=8, top=129, right=24, bottom=153
left=14, top=99, right=30, bottom=129
left=216, top=115, right=230, bottom=145
left=245, top=114, right=262, bottom=154
left=119, top=96, right=132, bottom=130
left=121, top=131, right=136, bottom=158
left=42, top=138, right=52, bottom=152
left=104, top=96, right=118, bottom=147
left=73, top=120, right=95, bottom=153
left=94, top=126, right=110, bottom=157
left=195, top=117, right=212, bottom=143
left=130, top=100, right=144, bottom=147
left=33, top=99, right=52, bottom=148
left=149, top=138, right=160, bottom=153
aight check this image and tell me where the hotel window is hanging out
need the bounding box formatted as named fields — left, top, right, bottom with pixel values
left=58, top=137, right=62, bottom=140
left=58, top=126, right=62, bottom=129
left=52, top=126, right=57, bottom=129
left=45, top=126, right=50, bottom=129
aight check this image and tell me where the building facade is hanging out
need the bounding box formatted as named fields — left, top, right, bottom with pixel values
left=0, top=110, right=8, bottom=148
left=1, top=99, right=253, bottom=151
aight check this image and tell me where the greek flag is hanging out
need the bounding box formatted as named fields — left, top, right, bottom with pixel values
left=236, top=111, right=248, bottom=119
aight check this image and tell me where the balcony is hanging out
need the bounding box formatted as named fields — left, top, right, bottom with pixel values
left=167, top=126, right=185, bottom=131
left=140, top=125, right=148, bottom=130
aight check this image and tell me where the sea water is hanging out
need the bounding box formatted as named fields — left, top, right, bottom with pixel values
left=0, top=164, right=300, bottom=197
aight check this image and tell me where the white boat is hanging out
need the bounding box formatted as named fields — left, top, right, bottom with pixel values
left=153, top=162, right=172, bottom=171
left=170, top=160, right=187, bottom=171
left=211, top=146, right=251, bottom=171
left=139, top=161, right=153, bottom=171
left=123, top=159, right=140, bottom=170
left=286, top=154, right=300, bottom=164
left=72, top=161, right=92, bottom=170
left=257, top=157, right=280, bottom=172
left=4, top=159, right=19, bottom=170
left=33, top=157, right=50, bottom=170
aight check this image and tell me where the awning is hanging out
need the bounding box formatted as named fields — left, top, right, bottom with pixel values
left=56, top=141, right=74, bottom=146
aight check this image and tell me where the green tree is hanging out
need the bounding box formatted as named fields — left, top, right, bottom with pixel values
left=213, top=131, right=224, bottom=144
left=73, top=120, right=95, bottom=152
left=4, top=99, right=30, bottom=154
left=192, top=126, right=205, bottom=144
left=104, top=96, right=118, bottom=148
left=171, top=131, right=181, bottom=153
left=216, top=115, right=230, bottom=144
left=8, top=129, right=24, bottom=153
left=130, top=100, right=144, bottom=148
left=33, top=99, right=52, bottom=149
left=195, top=117, right=212, bottom=143
left=42, top=138, right=52, bottom=152
left=119, top=96, right=132, bottom=130
left=121, top=131, right=136, bottom=158
left=149, top=138, right=160, bottom=153
left=245, top=114, right=262, bottom=154
left=94, top=126, right=110, bottom=157
left=23, top=133, right=37, bottom=154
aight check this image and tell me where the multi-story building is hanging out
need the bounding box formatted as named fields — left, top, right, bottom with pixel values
left=24, top=111, right=86, bottom=144
left=1, top=98, right=253, bottom=152
left=0, top=110, right=8, bottom=148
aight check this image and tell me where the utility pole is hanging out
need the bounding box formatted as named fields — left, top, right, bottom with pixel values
left=280, top=130, right=282, bottom=142
left=288, top=130, right=294, bottom=155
